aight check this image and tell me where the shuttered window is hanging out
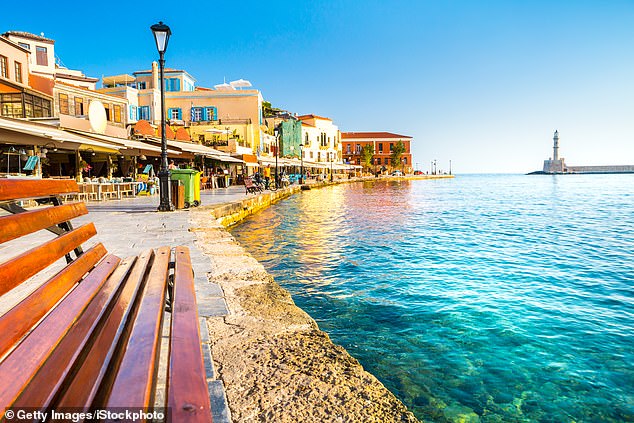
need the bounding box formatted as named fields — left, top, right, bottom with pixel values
left=139, top=106, right=150, bottom=120
left=0, top=56, right=7, bottom=78
left=14, top=62, right=22, bottom=83
left=59, top=93, right=69, bottom=114
left=36, top=46, right=48, bottom=66
left=168, top=108, right=182, bottom=120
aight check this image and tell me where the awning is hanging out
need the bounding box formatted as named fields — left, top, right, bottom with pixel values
left=210, top=155, right=244, bottom=164
left=0, top=116, right=120, bottom=152
left=67, top=130, right=181, bottom=155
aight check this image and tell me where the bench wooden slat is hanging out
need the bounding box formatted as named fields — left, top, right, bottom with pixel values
left=0, top=179, right=78, bottom=202
left=168, top=246, right=213, bottom=422
left=104, top=247, right=171, bottom=409
left=0, top=243, right=107, bottom=359
left=57, top=250, right=154, bottom=409
left=12, top=256, right=136, bottom=410
left=0, top=223, right=97, bottom=296
left=0, top=202, right=88, bottom=244
left=0, top=254, right=120, bottom=415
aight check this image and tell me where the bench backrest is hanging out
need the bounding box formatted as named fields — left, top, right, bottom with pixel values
left=0, top=179, right=104, bottom=354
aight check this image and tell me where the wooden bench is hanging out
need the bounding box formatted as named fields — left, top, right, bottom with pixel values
left=0, top=179, right=212, bottom=422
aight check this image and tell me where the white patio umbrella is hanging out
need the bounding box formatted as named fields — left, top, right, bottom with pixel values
left=229, top=79, right=252, bottom=89
left=214, top=82, right=234, bottom=91
left=204, top=128, right=232, bottom=135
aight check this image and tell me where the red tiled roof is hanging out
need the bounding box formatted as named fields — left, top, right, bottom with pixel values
left=300, top=121, right=315, bottom=128
left=341, top=132, right=411, bottom=139
left=3, top=31, right=55, bottom=44
left=297, top=114, right=331, bottom=121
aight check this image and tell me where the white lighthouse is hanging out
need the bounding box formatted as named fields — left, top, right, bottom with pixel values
left=542, top=130, right=565, bottom=173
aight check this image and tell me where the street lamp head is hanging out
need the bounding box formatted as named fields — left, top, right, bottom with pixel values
left=150, top=21, right=171, bottom=54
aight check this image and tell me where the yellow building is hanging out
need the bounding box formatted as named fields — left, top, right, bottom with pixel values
left=101, top=64, right=265, bottom=154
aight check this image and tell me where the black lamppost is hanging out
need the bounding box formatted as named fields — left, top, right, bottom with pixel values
left=274, top=130, right=279, bottom=185
left=151, top=21, right=174, bottom=212
left=449, top=160, right=452, bottom=175
left=299, top=143, right=304, bottom=184
left=330, top=155, right=334, bottom=183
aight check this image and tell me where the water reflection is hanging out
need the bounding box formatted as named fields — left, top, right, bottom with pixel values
left=231, top=176, right=634, bottom=422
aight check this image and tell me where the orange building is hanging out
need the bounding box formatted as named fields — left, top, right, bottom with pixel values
left=341, top=132, right=413, bottom=173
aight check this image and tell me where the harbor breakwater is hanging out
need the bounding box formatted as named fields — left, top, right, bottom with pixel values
left=189, top=176, right=451, bottom=422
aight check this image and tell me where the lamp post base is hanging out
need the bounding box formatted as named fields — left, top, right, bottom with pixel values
left=157, top=170, right=174, bottom=212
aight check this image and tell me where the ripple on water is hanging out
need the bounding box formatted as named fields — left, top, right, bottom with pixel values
left=231, top=175, right=634, bottom=422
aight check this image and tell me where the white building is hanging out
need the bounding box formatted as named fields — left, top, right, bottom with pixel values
left=298, top=114, right=342, bottom=164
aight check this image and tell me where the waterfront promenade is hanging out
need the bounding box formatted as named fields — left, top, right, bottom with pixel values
left=0, top=176, right=446, bottom=421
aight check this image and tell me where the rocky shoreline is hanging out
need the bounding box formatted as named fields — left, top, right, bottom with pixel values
left=189, top=203, right=419, bottom=422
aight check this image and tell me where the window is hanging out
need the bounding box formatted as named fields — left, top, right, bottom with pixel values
left=59, top=93, right=69, bottom=114
left=74, top=97, right=84, bottom=115
left=1, top=93, right=23, bottom=117
left=104, top=104, right=111, bottom=121
left=310, top=151, right=314, bottom=159
left=14, top=62, right=22, bottom=83
left=403, top=157, right=408, bottom=165
left=304, top=133, right=309, bottom=144
left=18, top=42, right=29, bottom=50
left=191, top=107, right=203, bottom=122
left=165, top=78, right=181, bottom=92
left=23, top=93, right=51, bottom=117
left=137, top=81, right=147, bottom=89
left=378, top=143, right=383, bottom=153
left=129, top=105, right=137, bottom=121
left=139, top=106, right=150, bottom=120
left=204, top=106, right=217, bottom=121
left=36, top=46, right=48, bottom=66
left=346, top=144, right=351, bottom=154
left=168, top=108, right=182, bottom=120
left=385, top=158, right=389, bottom=165
left=356, top=144, right=361, bottom=153
left=0, top=56, right=7, bottom=78
left=389, top=143, right=394, bottom=152
left=113, top=104, right=122, bottom=123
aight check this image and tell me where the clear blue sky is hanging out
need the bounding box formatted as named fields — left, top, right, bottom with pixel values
left=3, top=1, right=634, bottom=173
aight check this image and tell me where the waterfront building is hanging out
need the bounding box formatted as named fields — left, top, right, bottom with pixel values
left=101, top=66, right=265, bottom=155
left=0, top=34, right=53, bottom=118
left=341, top=132, right=413, bottom=173
left=299, top=114, right=342, bottom=164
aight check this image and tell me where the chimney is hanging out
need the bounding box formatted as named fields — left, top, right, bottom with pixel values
left=152, top=61, right=159, bottom=89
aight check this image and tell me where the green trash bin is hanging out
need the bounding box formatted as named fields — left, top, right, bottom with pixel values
left=170, top=169, right=202, bottom=208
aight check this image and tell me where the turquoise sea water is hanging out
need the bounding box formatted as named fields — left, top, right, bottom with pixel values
left=230, top=175, right=634, bottom=422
